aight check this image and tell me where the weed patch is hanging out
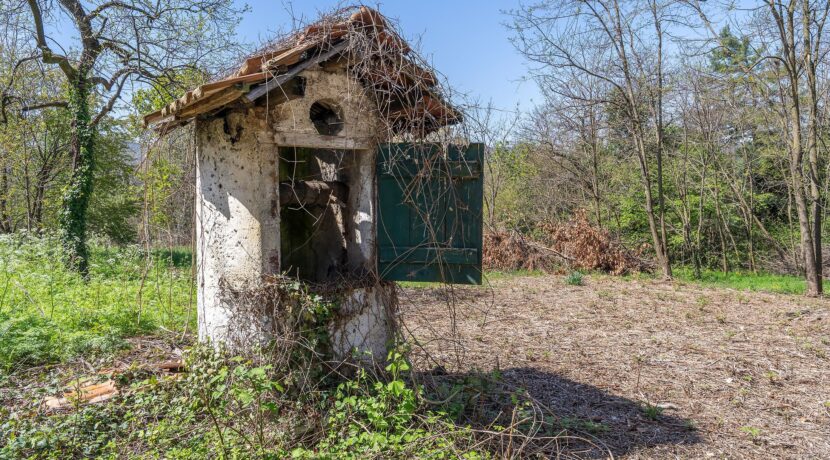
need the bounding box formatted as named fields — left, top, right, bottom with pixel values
left=1, top=345, right=490, bottom=459
left=564, top=271, right=585, bottom=286
left=0, top=234, right=193, bottom=371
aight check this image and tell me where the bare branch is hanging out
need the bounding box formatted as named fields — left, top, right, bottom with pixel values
left=93, top=74, right=129, bottom=125
left=21, top=101, right=69, bottom=111
left=25, top=0, right=77, bottom=79
left=88, top=1, right=158, bottom=20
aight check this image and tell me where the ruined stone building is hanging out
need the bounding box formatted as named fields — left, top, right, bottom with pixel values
left=144, top=7, right=483, bottom=359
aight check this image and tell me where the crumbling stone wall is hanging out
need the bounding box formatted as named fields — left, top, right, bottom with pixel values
left=331, top=285, right=396, bottom=360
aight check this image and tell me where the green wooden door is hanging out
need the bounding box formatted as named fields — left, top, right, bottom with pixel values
left=377, top=143, right=483, bottom=284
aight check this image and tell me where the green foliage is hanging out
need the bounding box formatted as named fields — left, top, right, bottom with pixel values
left=739, top=425, right=762, bottom=440
left=0, top=314, right=62, bottom=368
left=86, top=118, right=140, bottom=244
left=1, top=396, right=129, bottom=459
left=0, top=240, right=560, bottom=459
left=485, top=142, right=539, bottom=230
left=710, top=26, right=757, bottom=73
left=136, top=155, right=184, bottom=229
left=0, top=234, right=193, bottom=371
left=130, top=71, right=203, bottom=241
left=131, top=69, right=210, bottom=118
left=558, top=416, right=609, bottom=434
left=640, top=403, right=663, bottom=421
left=0, top=100, right=137, bottom=244
left=292, top=349, right=483, bottom=459
left=485, top=269, right=546, bottom=281
left=564, top=271, right=584, bottom=286
left=672, top=268, right=812, bottom=295
left=1, top=345, right=486, bottom=459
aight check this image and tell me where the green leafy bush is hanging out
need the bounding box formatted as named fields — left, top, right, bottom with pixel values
left=0, top=314, right=61, bottom=368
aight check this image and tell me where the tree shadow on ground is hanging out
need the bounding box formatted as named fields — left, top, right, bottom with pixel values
left=421, top=366, right=701, bottom=458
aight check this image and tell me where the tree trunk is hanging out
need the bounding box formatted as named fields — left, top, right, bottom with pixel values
left=589, top=110, right=603, bottom=228
left=747, top=162, right=756, bottom=272
left=633, top=131, right=671, bottom=278
left=713, top=184, right=729, bottom=272
left=591, top=152, right=602, bottom=228
left=772, top=0, right=822, bottom=295
left=788, top=101, right=821, bottom=296
left=653, top=2, right=670, bottom=279
left=0, top=163, right=10, bottom=232
left=59, top=78, right=95, bottom=277
left=803, top=3, right=823, bottom=294
left=32, top=165, right=50, bottom=229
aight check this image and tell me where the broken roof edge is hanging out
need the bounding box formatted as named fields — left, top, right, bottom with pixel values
left=142, top=6, right=462, bottom=134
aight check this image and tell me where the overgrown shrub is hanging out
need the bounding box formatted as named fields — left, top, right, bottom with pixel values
left=483, top=231, right=560, bottom=272
left=484, top=212, right=651, bottom=276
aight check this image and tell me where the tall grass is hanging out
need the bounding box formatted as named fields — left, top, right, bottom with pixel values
left=0, top=233, right=194, bottom=371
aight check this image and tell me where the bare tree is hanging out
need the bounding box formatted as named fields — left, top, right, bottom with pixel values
left=687, top=0, right=829, bottom=294
left=523, top=73, right=609, bottom=228
left=747, top=1, right=829, bottom=294
left=464, top=101, right=521, bottom=229
left=509, top=0, right=675, bottom=277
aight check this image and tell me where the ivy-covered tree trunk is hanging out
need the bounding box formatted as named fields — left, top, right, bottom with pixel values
left=0, top=164, right=10, bottom=232
left=60, top=77, right=95, bottom=276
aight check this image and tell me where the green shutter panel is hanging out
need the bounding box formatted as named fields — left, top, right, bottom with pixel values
left=377, top=143, right=483, bottom=284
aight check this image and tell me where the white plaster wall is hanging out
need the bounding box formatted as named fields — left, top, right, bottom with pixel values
left=195, top=110, right=280, bottom=347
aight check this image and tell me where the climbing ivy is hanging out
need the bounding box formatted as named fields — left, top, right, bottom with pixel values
left=59, top=75, right=95, bottom=277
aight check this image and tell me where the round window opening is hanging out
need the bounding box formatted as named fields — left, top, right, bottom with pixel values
left=309, top=100, right=344, bottom=136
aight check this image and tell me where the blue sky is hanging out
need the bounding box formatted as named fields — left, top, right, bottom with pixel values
left=36, top=0, right=758, bottom=118
left=238, top=1, right=540, bottom=114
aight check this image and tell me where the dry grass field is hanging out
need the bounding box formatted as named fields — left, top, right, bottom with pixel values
left=401, top=274, right=830, bottom=459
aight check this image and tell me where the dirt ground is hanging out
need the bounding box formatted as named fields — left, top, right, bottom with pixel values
left=401, top=274, right=830, bottom=459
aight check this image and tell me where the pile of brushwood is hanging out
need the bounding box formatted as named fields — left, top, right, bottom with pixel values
left=483, top=231, right=562, bottom=273
left=484, top=212, right=652, bottom=275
